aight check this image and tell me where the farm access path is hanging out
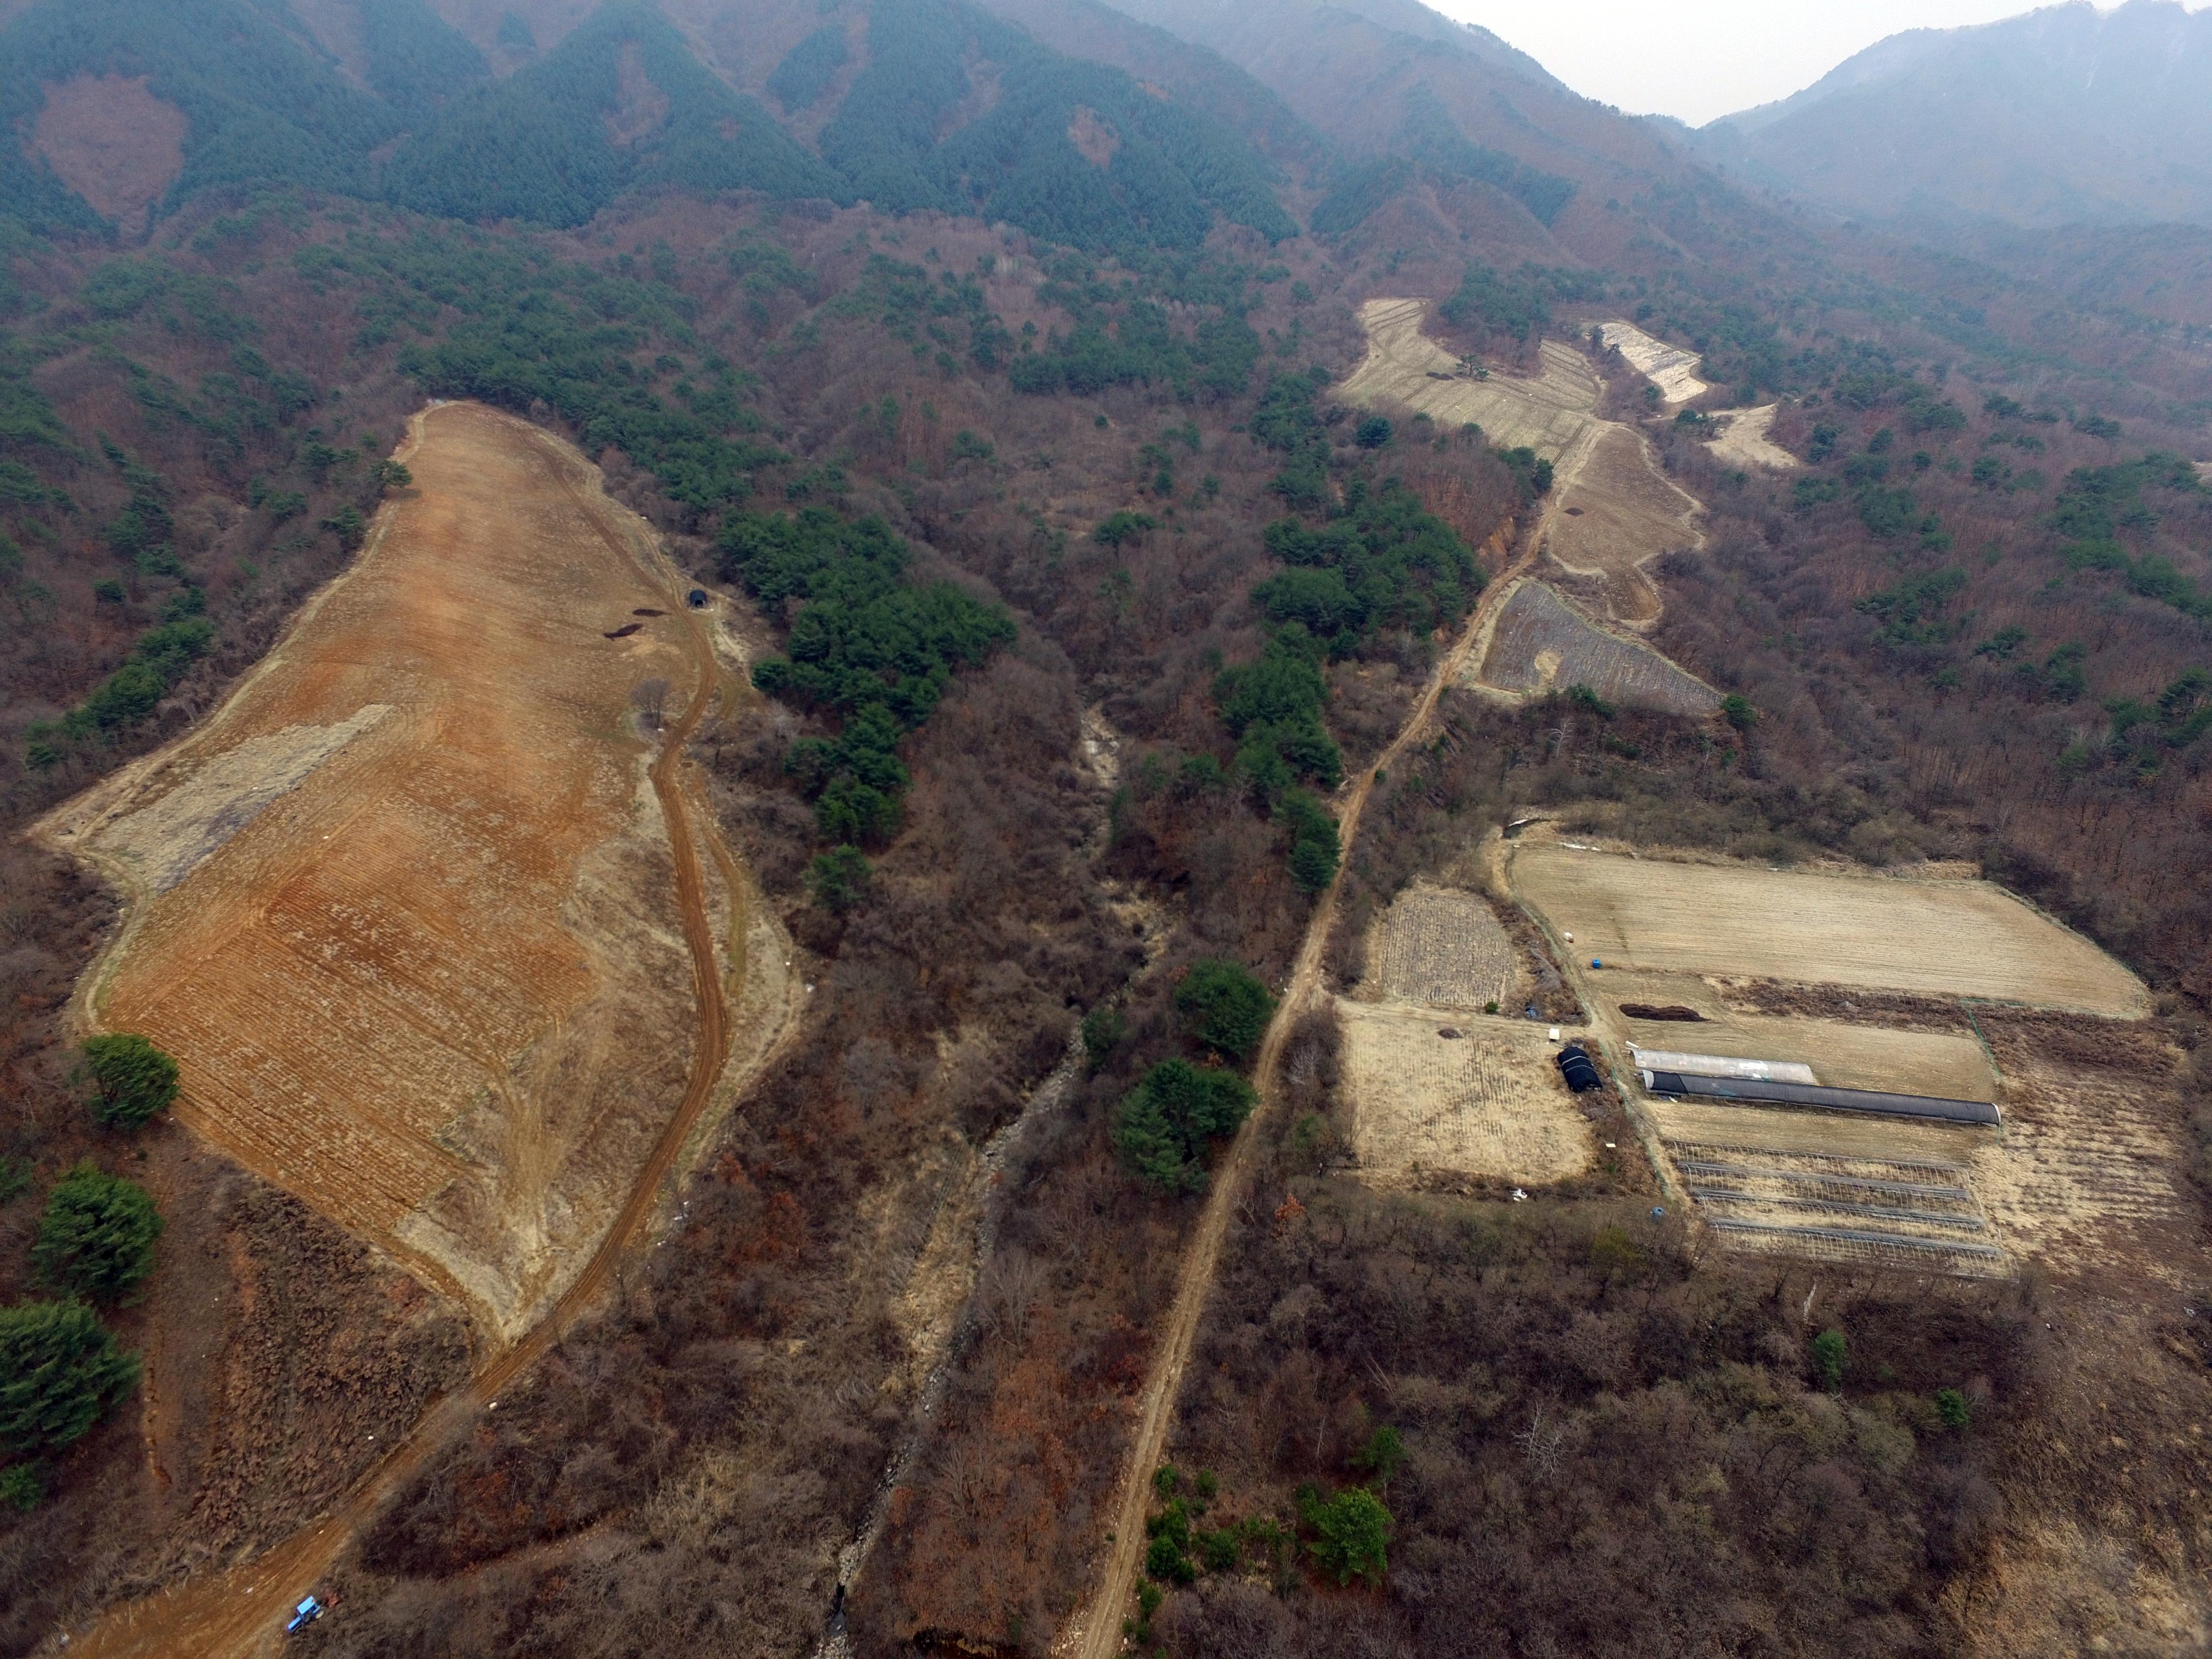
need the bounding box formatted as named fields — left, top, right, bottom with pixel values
left=65, top=404, right=800, bottom=1659
left=1062, top=441, right=1597, bottom=1659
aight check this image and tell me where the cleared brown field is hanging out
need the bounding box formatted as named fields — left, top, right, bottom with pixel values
left=1963, top=1020, right=2201, bottom=1282
left=1340, top=297, right=1598, bottom=459
left=1361, top=883, right=1525, bottom=1010
left=1475, top=579, right=1720, bottom=715
left=43, top=401, right=733, bottom=1339
left=1707, top=403, right=1798, bottom=471
left=1515, top=846, right=2148, bottom=1016
left=1338, top=999, right=1593, bottom=1185
left=1545, top=425, right=1702, bottom=623
left=30, top=74, right=185, bottom=238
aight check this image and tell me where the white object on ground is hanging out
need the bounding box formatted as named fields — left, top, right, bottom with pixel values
left=1627, top=1046, right=1818, bottom=1084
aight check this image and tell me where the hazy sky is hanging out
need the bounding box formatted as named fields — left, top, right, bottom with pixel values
left=1428, top=1, right=2121, bottom=126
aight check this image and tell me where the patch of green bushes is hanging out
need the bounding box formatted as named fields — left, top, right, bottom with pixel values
left=718, top=508, right=1015, bottom=847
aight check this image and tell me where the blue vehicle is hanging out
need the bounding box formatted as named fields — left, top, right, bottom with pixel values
left=287, top=1596, right=324, bottom=1634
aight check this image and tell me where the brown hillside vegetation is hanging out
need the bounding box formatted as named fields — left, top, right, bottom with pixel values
left=28, top=75, right=186, bottom=238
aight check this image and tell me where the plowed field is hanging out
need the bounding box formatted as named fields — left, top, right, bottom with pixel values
left=44, top=401, right=730, bottom=1339
left=1340, top=298, right=1598, bottom=460
left=1475, top=579, right=1720, bottom=714
left=1515, top=846, right=2148, bottom=1016
left=1339, top=1000, right=1593, bottom=1185
left=1624, top=1013, right=1996, bottom=1100
left=1361, top=884, right=1525, bottom=1010
left=1338, top=299, right=1703, bottom=626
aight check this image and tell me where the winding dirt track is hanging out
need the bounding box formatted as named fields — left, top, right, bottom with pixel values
left=1065, top=467, right=1577, bottom=1659
left=67, top=415, right=790, bottom=1659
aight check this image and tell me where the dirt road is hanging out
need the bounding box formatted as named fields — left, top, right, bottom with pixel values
left=1062, top=468, right=1586, bottom=1658
left=65, top=413, right=796, bottom=1659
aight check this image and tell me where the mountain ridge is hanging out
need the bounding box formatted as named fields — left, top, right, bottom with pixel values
left=1694, top=0, right=2212, bottom=228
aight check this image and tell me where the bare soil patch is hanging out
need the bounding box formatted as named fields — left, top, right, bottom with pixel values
left=1545, top=425, right=1702, bottom=623
left=1340, top=298, right=1598, bottom=460
left=1514, top=845, right=2148, bottom=1017
left=1068, top=105, right=1120, bottom=167
left=40, top=402, right=737, bottom=1340
left=1338, top=999, right=1593, bottom=1186
left=30, top=75, right=187, bottom=237
left=1475, top=578, right=1719, bottom=714
left=1707, top=403, right=1798, bottom=470
left=1359, top=883, right=1524, bottom=1010
left=1597, top=319, right=1709, bottom=403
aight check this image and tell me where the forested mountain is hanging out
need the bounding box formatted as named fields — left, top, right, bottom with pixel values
left=385, top=3, right=837, bottom=224
left=0, top=0, right=1298, bottom=253
left=1692, top=0, right=2212, bottom=228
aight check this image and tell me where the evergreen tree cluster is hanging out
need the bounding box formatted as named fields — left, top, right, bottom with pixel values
left=767, top=26, right=851, bottom=114
left=1400, top=88, right=1576, bottom=226
left=1220, top=371, right=1484, bottom=892
left=1306, top=92, right=1575, bottom=239
left=385, top=4, right=838, bottom=227
left=2048, top=453, right=2209, bottom=620
left=717, top=508, right=1016, bottom=845
left=1253, top=477, right=1481, bottom=653
left=1010, top=280, right=1261, bottom=401
left=298, top=230, right=785, bottom=515
left=1111, top=1058, right=1257, bottom=1193
left=0, top=0, right=415, bottom=232
left=1441, top=262, right=1604, bottom=344
left=827, top=255, right=1013, bottom=374
left=0, top=1037, right=174, bottom=1504
left=0, top=0, right=1301, bottom=260
left=822, top=0, right=1294, bottom=257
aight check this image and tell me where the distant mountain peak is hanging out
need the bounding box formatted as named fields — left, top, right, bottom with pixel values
left=1697, top=0, right=2212, bottom=228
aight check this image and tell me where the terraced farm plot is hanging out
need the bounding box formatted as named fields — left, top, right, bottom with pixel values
left=1963, top=1021, right=2200, bottom=1281
left=1546, top=425, right=1702, bottom=622
left=1707, top=404, right=1798, bottom=470
left=1364, top=885, right=1525, bottom=1009
left=1597, top=320, right=1709, bottom=403
left=43, top=401, right=728, bottom=1339
left=1644, top=1027, right=2198, bottom=1282
left=1515, top=847, right=2148, bottom=1016
left=1338, top=1000, right=1593, bottom=1185
left=1341, top=298, right=1598, bottom=460
left=1658, top=1118, right=2004, bottom=1275
left=1475, top=580, right=1720, bottom=714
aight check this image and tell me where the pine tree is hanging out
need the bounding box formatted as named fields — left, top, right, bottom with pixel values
left=0, top=1301, right=141, bottom=1458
